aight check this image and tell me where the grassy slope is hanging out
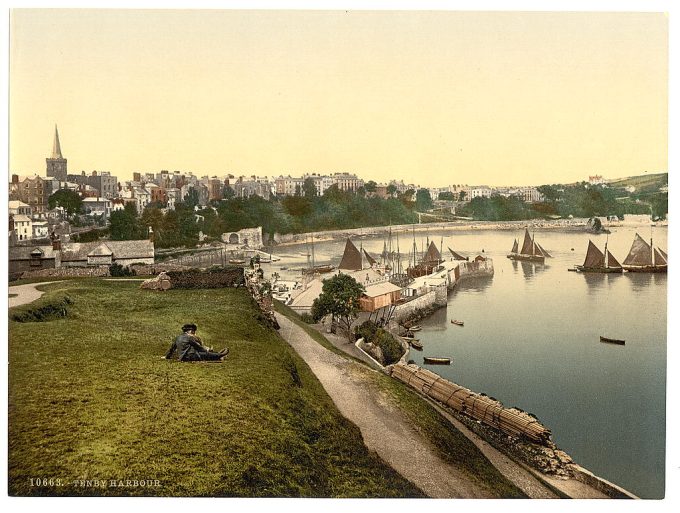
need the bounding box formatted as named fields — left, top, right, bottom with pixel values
left=8, top=280, right=424, bottom=497
left=608, top=173, right=668, bottom=193
left=274, top=301, right=526, bottom=498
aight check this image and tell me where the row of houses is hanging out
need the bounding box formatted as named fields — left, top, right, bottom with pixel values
left=8, top=238, right=155, bottom=275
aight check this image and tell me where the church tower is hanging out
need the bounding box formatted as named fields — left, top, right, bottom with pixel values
left=46, top=125, right=67, bottom=181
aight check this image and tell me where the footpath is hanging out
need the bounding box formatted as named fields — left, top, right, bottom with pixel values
left=275, top=313, right=567, bottom=498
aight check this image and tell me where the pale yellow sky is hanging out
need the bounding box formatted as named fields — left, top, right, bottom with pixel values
left=9, top=10, right=668, bottom=186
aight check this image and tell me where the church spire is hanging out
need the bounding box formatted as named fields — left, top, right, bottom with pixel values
left=52, top=124, right=63, bottom=159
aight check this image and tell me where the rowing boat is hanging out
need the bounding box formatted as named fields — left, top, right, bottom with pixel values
left=423, top=357, right=451, bottom=365
left=600, top=336, right=625, bottom=345
left=450, top=320, right=464, bottom=326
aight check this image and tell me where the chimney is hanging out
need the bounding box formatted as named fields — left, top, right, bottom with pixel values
left=11, top=174, right=19, bottom=184
left=52, top=237, right=61, bottom=251
left=148, top=226, right=154, bottom=243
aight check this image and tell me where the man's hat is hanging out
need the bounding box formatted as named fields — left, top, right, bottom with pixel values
left=182, top=323, right=198, bottom=332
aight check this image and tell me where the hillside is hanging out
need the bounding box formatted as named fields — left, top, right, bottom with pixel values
left=607, top=172, right=668, bottom=194
left=8, top=280, right=424, bottom=497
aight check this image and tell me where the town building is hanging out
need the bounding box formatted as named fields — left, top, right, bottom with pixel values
left=469, top=186, right=493, bottom=199
left=331, top=172, right=364, bottom=192
left=12, top=214, right=33, bottom=241
left=9, top=200, right=32, bottom=217
left=45, top=125, right=67, bottom=181
left=82, top=197, right=112, bottom=219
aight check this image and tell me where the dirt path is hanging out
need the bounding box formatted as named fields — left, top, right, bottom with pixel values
left=277, top=313, right=567, bottom=498
left=8, top=282, right=63, bottom=309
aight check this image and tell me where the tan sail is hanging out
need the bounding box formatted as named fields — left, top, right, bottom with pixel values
left=583, top=240, right=605, bottom=268
left=606, top=250, right=622, bottom=269
left=519, top=229, right=534, bottom=255
left=449, top=247, right=468, bottom=260
left=536, top=242, right=552, bottom=258
left=654, top=248, right=667, bottom=266
left=338, top=239, right=363, bottom=270
left=623, top=233, right=653, bottom=267
left=510, top=239, right=518, bottom=254
left=423, top=240, right=442, bottom=263
left=363, top=249, right=377, bottom=267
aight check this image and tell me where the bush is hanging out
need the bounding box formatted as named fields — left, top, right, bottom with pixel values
left=11, top=296, right=73, bottom=323
left=355, top=320, right=379, bottom=342
left=373, top=329, right=404, bottom=365
left=355, top=320, right=404, bottom=365
left=109, top=263, right=137, bottom=277
left=299, top=313, right=315, bottom=324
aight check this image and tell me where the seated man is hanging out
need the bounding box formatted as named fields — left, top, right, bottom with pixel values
left=165, top=323, right=229, bottom=361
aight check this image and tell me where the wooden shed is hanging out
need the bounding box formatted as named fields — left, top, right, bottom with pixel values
left=360, top=282, right=402, bottom=312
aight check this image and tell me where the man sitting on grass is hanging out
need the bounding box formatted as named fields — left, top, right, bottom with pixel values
left=165, top=323, right=229, bottom=362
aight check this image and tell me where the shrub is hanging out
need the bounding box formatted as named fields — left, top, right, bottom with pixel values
left=299, top=313, right=315, bottom=324
left=373, top=329, right=404, bottom=365
left=11, top=296, right=74, bottom=323
left=355, top=320, right=379, bottom=342
left=109, top=263, right=137, bottom=277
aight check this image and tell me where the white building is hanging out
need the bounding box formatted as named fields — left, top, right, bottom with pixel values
left=9, top=200, right=32, bottom=217
left=13, top=214, right=33, bottom=241
left=32, top=221, right=49, bottom=239
left=469, top=186, right=493, bottom=199
left=82, top=197, right=112, bottom=218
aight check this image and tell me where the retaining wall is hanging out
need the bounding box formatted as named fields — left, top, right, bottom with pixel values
left=392, top=290, right=437, bottom=323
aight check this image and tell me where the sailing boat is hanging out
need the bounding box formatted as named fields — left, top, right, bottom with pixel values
left=507, top=228, right=551, bottom=263
left=622, top=233, right=668, bottom=273
left=573, top=239, right=623, bottom=273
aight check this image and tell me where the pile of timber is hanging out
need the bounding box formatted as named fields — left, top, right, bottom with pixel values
left=391, top=363, right=552, bottom=445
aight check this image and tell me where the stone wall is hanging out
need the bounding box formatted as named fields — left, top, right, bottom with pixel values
left=18, top=266, right=109, bottom=279
left=392, top=290, right=437, bottom=323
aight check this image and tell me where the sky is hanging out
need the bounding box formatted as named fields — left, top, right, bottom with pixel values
left=9, top=9, right=668, bottom=186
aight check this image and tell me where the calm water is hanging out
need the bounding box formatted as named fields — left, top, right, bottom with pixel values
left=269, top=226, right=667, bottom=498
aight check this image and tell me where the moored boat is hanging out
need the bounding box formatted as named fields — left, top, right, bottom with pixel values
left=228, top=259, right=246, bottom=265
left=600, top=336, right=625, bottom=345
left=408, top=325, right=422, bottom=332
left=423, top=357, right=451, bottom=365
left=573, top=239, right=623, bottom=273
left=302, top=264, right=334, bottom=275
left=622, top=233, right=667, bottom=273
left=507, top=228, right=551, bottom=263
left=409, top=339, right=423, bottom=350
left=450, top=320, right=464, bottom=326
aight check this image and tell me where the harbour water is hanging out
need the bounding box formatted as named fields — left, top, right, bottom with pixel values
left=269, top=225, right=667, bottom=498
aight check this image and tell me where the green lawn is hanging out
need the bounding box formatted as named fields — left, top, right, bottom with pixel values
left=8, top=279, right=424, bottom=497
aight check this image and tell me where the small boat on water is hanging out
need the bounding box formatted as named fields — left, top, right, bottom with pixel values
left=622, top=233, right=667, bottom=273
left=408, top=325, right=422, bottom=332
left=423, top=357, right=451, bottom=365
left=450, top=320, right=464, bottom=326
left=507, top=228, right=551, bottom=263
left=228, top=259, right=246, bottom=265
left=409, top=340, right=423, bottom=350
left=600, top=336, right=625, bottom=345
left=302, top=264, right=334, bottom=275
left=572, top=239, right=623, bottom=273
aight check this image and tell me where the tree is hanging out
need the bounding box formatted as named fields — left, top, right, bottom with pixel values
left=415, top=188, right=433, bottom=211
left=311, top=274, right=365, bottom=341
left=438, top=191, right=455, bottom=201
left=458, top=190, right=467, bottom=202
left=302, top=178, right=317, bottom=198
left=364, top=180, right=377, bottom=193
left=386, top=184, right=398, bottom=197
left=223, top=185, right=235, bottom=199
left=48, top=189, right=83, bottom=217
left=109, top=207, right=142, bottom=240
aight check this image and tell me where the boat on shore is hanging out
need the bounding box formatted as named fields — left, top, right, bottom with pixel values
left=600, top=336, right=625, bottom=345
left=507, top=228, right=551, bottom=263
left=622, top=233, right=667, bottom=273
left=572, top=239, right=623, bottom=273
left=450, top=320, right=464, bottom=326
left=409, top=339, right=423, bottom=350
left=423, top=357, right=451, bottom=365
left=228, top=259, right=246, bottom=265
left=408, top=325, right=422, bottom=332
left=302, top=264, right=334, bottom=275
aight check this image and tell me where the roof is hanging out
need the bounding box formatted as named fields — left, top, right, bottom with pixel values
left=9, top=245, right=57, bottom=260
left=52, top=125, right=63, bottom=159
left=13, top=215, right=31, bottom=222
left=82, top=197, right=111, bottom=203
left=9, top=200, right=30, bottom=209
left=363, top=282, right=402, bottom=298
left=61, top=240, right=154, bottom=261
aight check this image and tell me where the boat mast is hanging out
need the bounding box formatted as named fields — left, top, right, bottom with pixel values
left=412, top=226, right=417, bottom=268
left=311, top=235, right=316, bottom=269
left=604, top=233, right=609, bottom=268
